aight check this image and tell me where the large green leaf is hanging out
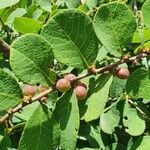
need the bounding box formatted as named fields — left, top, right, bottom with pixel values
left=126, top=68, right=150, bottom=99
left=96, top=46, right=108, bottom=62
left=131, top=136, right=150, bottom=150
left=100, top=107, right=120, bottom=134
left=93, top=2, right=136, bottom=57
left=123, top=108, right=145, bottom=136
left=0, top=0, right=19, bottom=9
left=110, top=76, right=127, bottom=98
left=19, top=104, right=60, bottom=150
left=13, top=17, right=42, bottom=34
left=14, top=102, right=39, bottom=122
left=6, top=8, right=27, bottom=28
left=81, top=75, right=113, bottom=122
left=0, top=69, right=23, bottom=113
left=54, top=91, right=80, bottom=150
left=142, top=0, right=150, bottom=27
left=10, top=34, right=55, bottom=86
left=41, top=9, right=98, bottom=68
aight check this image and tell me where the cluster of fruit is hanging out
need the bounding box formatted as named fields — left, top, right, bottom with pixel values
left=22, top=67, right=129, bottom=100
left=56, top=67, right=129, bottom=99
left=56, top=74, right=87, bottom=100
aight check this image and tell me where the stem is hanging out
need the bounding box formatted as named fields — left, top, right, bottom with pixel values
left=103, top=99, right=120, bottom=113
left=0, top=52, right=149, bottom=123
left=134, top=0, right=145, bottom=47
left=9, top=122, right=26, bottom=133
left=128, top=99, right=150, bottom=120
left=0, top=17, right=11, bottom=43
left=0, top=87, right=54, bottom=123
left=75, top=52, right=148, bottom=81
left=0, top=39, right=10, bottom=58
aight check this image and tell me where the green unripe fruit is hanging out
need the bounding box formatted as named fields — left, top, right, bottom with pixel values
left=22, top=84, right=37, bottom=96
left=75, top=85, right=87, bottom=100
left=116, top=68, right=129, bottom=79
left=56, top=78, right=71, bottom=92
left=64, top=73, right=76, bottom=81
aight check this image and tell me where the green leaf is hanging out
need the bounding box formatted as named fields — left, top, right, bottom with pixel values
left=0, top=7, right=13, bottom=23
left=131, top=136, right=150, bottom=150
left=93, top=2, right=136, bottom=57
left=126, top=68, right=150, bottom=99
left=79, top=124, right=105, bottom=149
left=86, top=0, right=98, bottom=11
left=123, top=108, right=145, bottom=136
left=10, top=34, right=55, bottom=86
left=0, top=69, right=23, bottom=113
left=39, top=0, right=52, bottom=12
left=14, top=102, right=39, bottom=122
left=19, top=104, right=60, bottom=150
left=135, top=41, right=150, bottom=54
left=105, top=143, right=127, bottom=150
left=0, top=0, right=19, bottom=9
left=61, top=0, right=80, bottom=8
left=0, top=135, right=3, bottom=143
left=96, top=46, right=108, bottom=62
left=41, top=9, right=98, bottom=68
left=81, top=75, right=113, bottom=122
left=32, top=8, right=43, bottom=19
left=87, top=125, right=103, bottom=149
left=54, top=91, right=80, bottom=150
left=13, top=17, right=42, bottom=34
left=142, top=0, right=150, bottom=27
left=6, top=8, right=27, bottom=28
left=132, top=28, right=150, bottom=43
left=0, top=134, right=12, bottom=150
left=110, top=76, right=127, bottom=98
left=100, top=107, right=120, bottom=134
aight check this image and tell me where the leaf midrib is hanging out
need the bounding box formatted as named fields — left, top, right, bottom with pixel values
left=12, top=48, right=53, bottom=85
left=52, top=17, right=89, bottom=68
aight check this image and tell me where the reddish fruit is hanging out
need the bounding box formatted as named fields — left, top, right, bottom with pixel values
left=56, top=78, right=71, bottom=92
left=77, top=82, right=87, bottom=89
left=75, top=85, right=87, bottom=100
left=64, top=73, right=76, bottom=81
left=22, top=84, right=37, bottom=96
left=116, top=68, right=129, bottom=79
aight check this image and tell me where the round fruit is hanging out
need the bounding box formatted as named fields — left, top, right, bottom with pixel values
left=75, top=85, right=87, bottom=100
left=56, top=78, right=71, bottom=92
left=77, top=82, right=87, bottom=89
left=64, top=73, right=76, bottom=81
left=22, top=84, right=37, bottom=96
left=116, top=68, right=129, bottom=79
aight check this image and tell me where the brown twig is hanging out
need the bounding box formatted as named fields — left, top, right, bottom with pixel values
left=75, top=52, right=149, bottom=81
left=0, top=52, right=149, bottom=123
left=0, top=87, right=54, bottom=123
left=0, top=39, right=10, bottom=58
